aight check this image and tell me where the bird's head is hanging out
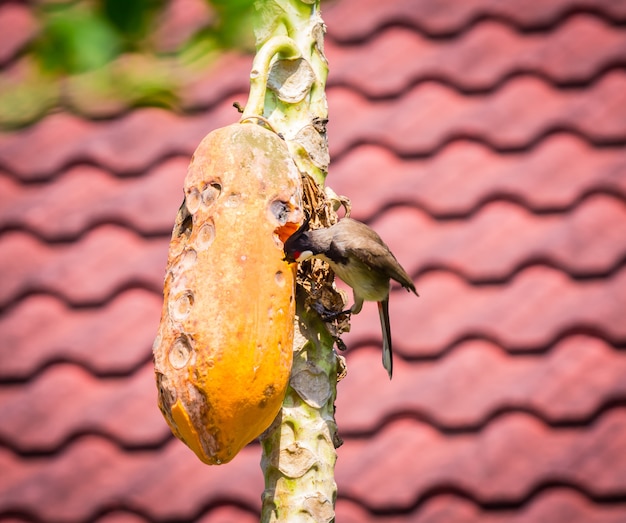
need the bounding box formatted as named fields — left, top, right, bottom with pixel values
left=283, top=214, right=316, bottom=263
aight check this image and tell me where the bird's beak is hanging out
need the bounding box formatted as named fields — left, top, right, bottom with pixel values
left=283, top=249, right=313, bottom=263
left=282, top=213, right=312, bottom=263
left=295, top=250, right=313, bottom=262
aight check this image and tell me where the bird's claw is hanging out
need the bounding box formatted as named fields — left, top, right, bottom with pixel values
left=334, top=337, right=347, bottom=352
left=311, top=301, right=351, bottom=322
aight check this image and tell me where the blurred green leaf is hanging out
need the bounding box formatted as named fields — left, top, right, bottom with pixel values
left=19, top=0, right=261, bottom=123
left=34, top=3, right=122, bottom=74
left=0, top=74, right=60, bottom=129
left=99, top=0, right=167, bottom=47
left=65, top=54, right=180, bottom=117
left=204, top=0, right=257, bottom=49
left=177, top=32, right=220, bottom=68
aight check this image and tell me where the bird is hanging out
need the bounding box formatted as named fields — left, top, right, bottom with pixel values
left=284, top=217, right=418, bottom=378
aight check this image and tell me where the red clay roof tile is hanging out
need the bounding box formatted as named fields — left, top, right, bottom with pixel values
left=0, top=158, right=187, bottom=240
left=344, top=266, right=626, bottom=356
left=330, top=135, right=626, bottom=220
left=180, top=52, right=253, bottom=109
left=335, top=409, right=626, bottom=510
left=326, top=15, right=626, bottom=96
left=335, top=335, right=626, bottom=432
left=2, top=0, right=626, bottom=520
left=0, top=438, right=262, bottom=522
left=369, top=194, right=626, bottom=281
left=0, top=226, right=167, bottom=307
left=323, top=0, right=626, bottom=40
left=196, top=505, right=259, bottom=523
left=0, top=290, right=160, bottom=379
left=327, top=70, right=626, bottom=156
left=0, top=3, right=38, bottom=66
left=152, top=0, right=214, bottom=53
left=0, top=363, right=168, bottom=452
left=334, top=490, right=626, bottom=523
left=96, top=512, right=149, bottom=523
left=0, top=104, right=242, bottom=179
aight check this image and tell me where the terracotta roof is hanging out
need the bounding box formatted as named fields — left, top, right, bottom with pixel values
left=1, top=0, right=626, bottom=521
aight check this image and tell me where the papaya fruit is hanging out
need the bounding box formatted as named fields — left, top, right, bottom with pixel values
left=153, top=122, right=302, bottom=465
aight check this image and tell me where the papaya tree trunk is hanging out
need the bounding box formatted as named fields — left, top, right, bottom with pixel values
left=240, top=1, right=345, bottom=521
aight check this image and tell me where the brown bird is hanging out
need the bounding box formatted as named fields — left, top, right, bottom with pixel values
left=284, top=217, right=418, bottom=378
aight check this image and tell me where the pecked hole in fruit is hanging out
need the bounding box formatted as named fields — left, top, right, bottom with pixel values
left=169, top=336, right=192, bottom=369
left=269, top=199, right=301, bottom=244
left=224, top=192, right=242, bottom=208
left=275, top=270, right=285, bottom=286
left=169, top=290, right=194, bottom=321
left=270, top=200, right=290, bottom=225
left=157, top=372, right=177, bottom=407
left=195, top=220, right=216, bottom=251
left=174, top=204, right=193, bottom=238
left=201, top=182, right=221, bottom=206
left=258, top=384, right=277, bottom=409
left=264, top=384, right=276, bottom=397
left=180, top=214, right=193, bottom=237
left=152, top=334, right=162, bottom=353
left=186, top=187, right=202, bottom=214
left=178, top=248, right=197, bottom=271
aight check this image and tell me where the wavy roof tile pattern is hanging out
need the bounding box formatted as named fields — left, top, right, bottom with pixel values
left=1, top=0, right=625, bottom=521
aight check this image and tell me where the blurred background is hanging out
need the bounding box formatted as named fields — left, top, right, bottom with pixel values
left=1, top=0, right=626, bottom=521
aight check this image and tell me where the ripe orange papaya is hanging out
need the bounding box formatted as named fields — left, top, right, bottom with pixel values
left=153, top=122, right=302, bottom=465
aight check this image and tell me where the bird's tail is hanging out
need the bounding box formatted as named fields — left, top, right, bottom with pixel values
left=378, top=299, right=393, bottom=379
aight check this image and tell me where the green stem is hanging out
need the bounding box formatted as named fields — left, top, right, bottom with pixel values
left=249, top=1, right=341, bottom=522
left=241, top=35, right=301, bottom=121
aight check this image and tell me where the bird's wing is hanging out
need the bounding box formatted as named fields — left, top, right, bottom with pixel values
left=331, top=218, right=417, bottom=294
left=345, top=242, right=417, bottom=294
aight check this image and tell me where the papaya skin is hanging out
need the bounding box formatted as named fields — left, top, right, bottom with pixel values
left=153, top=122, right=302, bottom=465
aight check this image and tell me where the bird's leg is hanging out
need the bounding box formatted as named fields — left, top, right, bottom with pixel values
left=350, top=294, right=364, bottom=314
